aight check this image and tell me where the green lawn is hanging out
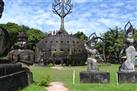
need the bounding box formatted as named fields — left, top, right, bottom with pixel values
left=22, top=64, right=137, bottom=91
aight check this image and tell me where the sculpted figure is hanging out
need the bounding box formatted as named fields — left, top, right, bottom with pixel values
left=0, top=0, right=11, bottom=57
left=119, top=21, right=136, bottom=72
left=84, top=33, right=105, bottom=72
left=8, top=31, right=34, bottom=84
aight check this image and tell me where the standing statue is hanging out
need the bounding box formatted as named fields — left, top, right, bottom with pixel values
left=84, top=32, right=105, bottom=72
left=119, top=21, right=137, bottom=72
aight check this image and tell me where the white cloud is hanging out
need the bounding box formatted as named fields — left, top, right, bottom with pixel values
left=0, top=0, right=136, bottom=37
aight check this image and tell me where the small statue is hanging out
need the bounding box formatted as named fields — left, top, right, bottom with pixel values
left=84, top=32, right=105, bottom=72
left=119, top=21, right=137, bottom=72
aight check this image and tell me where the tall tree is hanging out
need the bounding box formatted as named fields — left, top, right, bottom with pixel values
left=27, top=28, right=46, bottom=44
left=73, top=31, right=88, bottom=41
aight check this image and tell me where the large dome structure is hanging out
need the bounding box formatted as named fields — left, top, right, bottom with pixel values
left=36, top=0, right=87, bottom=65
left=36, top=30, right=87, bottom=65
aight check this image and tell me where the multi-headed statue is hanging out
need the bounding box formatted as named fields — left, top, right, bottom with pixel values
left=84, top=32, right=105, bottom=72
left=119, top=21, right=137, bottom=72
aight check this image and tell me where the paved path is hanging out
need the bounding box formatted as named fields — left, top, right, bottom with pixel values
left=46, top=82, right=69, bottom=91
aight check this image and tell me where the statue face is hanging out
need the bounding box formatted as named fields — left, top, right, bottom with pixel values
left=127, top=32, right=133, bottom=38
left=90, top=42, right=95, bottom=47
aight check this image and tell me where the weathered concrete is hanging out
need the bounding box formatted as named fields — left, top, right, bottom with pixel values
left=117, top=72, right=137, bottom=83
left=80, top=71, right=110, bottom=83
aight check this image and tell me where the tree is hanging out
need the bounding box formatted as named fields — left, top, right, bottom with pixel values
left=73, top=31, right=88, bottom=41
left=27, top=28, right=46, bottom=44
left=101, top=27, right=124, bottom=63
left=0, top=22, right=46, bottom=47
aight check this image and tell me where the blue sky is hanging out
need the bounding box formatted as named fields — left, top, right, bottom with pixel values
left=0, top=0, right=137, bottom=36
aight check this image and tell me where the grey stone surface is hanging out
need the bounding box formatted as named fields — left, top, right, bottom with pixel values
left=119, top=22, right=136, bottom=72
left=0, top=28, right=11, bottom=57
left=0, top=64, right=22, bottom=76
left=0, top=0, right=4, bottom=18
left=84, top=32, right=105, bottom=72
left=0, top=71, right=28, bottom=91
left=117, top=72, right=137, bottom=83
left=80, top=71, right=110, bottom=83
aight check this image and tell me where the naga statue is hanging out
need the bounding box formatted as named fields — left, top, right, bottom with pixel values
left=84, top=32, right=105, bottom=72
left=119, top=21, right=137, bottom=72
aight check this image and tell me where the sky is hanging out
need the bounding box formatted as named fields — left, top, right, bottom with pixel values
left=0, top=0, right=137, bottom=36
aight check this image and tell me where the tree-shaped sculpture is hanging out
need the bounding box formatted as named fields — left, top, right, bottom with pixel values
left=52, top=0, right=73, bottom=32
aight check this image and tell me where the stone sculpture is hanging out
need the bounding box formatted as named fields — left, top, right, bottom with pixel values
left=119, top=21, right=136, bottom=72
left=118, top=21, right=137, bottom=83
left=80, top=32, right=110, bottom=83
left=8, top=31, right=34, bottom=84
left=0, top=0, right=11, bottom=57
left=84, top=32, right=104, bottom=71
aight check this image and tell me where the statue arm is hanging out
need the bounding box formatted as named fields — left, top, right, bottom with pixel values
left=96, top=50, right=104, bottom=61
left=84, top=43, right=90, bottom=51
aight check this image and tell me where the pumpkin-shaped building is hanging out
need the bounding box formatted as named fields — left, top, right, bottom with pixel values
left=36, top=30, right=87, bottom=65
left=35, top=0, right=87, bottom=65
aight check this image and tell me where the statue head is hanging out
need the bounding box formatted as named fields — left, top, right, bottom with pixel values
left=125, top=21, right=134, bottom=45
left=125, top=21, right=134, bottom=38
left=17, top=31, right=28, bottom=49
left=87, top=32, right=97, bottom=48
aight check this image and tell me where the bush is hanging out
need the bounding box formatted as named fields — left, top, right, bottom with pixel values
left=38, top=75, right=51, bottom=86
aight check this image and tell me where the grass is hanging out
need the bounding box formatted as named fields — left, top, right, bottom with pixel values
left=22, top=64, right=137, bottom=91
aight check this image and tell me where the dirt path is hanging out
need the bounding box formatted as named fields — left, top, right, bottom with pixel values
left=46, top=82, right=69, bottom=91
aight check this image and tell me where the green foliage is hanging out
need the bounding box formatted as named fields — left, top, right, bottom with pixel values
left=0, top=22, right=46, bottom=46
left=38, top=75, right=51, bottom=87
left=101, top=27, right=124, bottom=63
left=100, top=27, right=137, bottom=63
left=27, top=28, right=46, bottom=44
left=73, top=31, right=88, bottom=41
left=22, top=65, right=137, bottom=91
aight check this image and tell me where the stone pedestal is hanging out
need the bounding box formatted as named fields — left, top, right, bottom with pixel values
left=80, top=71, right=110, bottom=83
left=117, top=72, right=137, bottom=83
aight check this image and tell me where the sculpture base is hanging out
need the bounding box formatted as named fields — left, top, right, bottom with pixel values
left=117, top=72, right=137, bottom=83
left=80, top=71, right=110, bottom=83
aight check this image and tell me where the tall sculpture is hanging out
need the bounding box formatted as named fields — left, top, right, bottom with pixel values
left=80, top=32, right=110, bottom=83
left=0, top=0, right=11, bottom=57
left=84, top=32, right=105, bottom=72
left=52, top=0, right=72, bottom=32
left=0, top=0, right=4, bottom=18
left=119, top=21, right=136, bottom=72
left=118, top=21, right=137, bottom=83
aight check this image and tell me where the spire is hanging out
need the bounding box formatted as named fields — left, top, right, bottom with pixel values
left=52, top=0, right=73, bottom=34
